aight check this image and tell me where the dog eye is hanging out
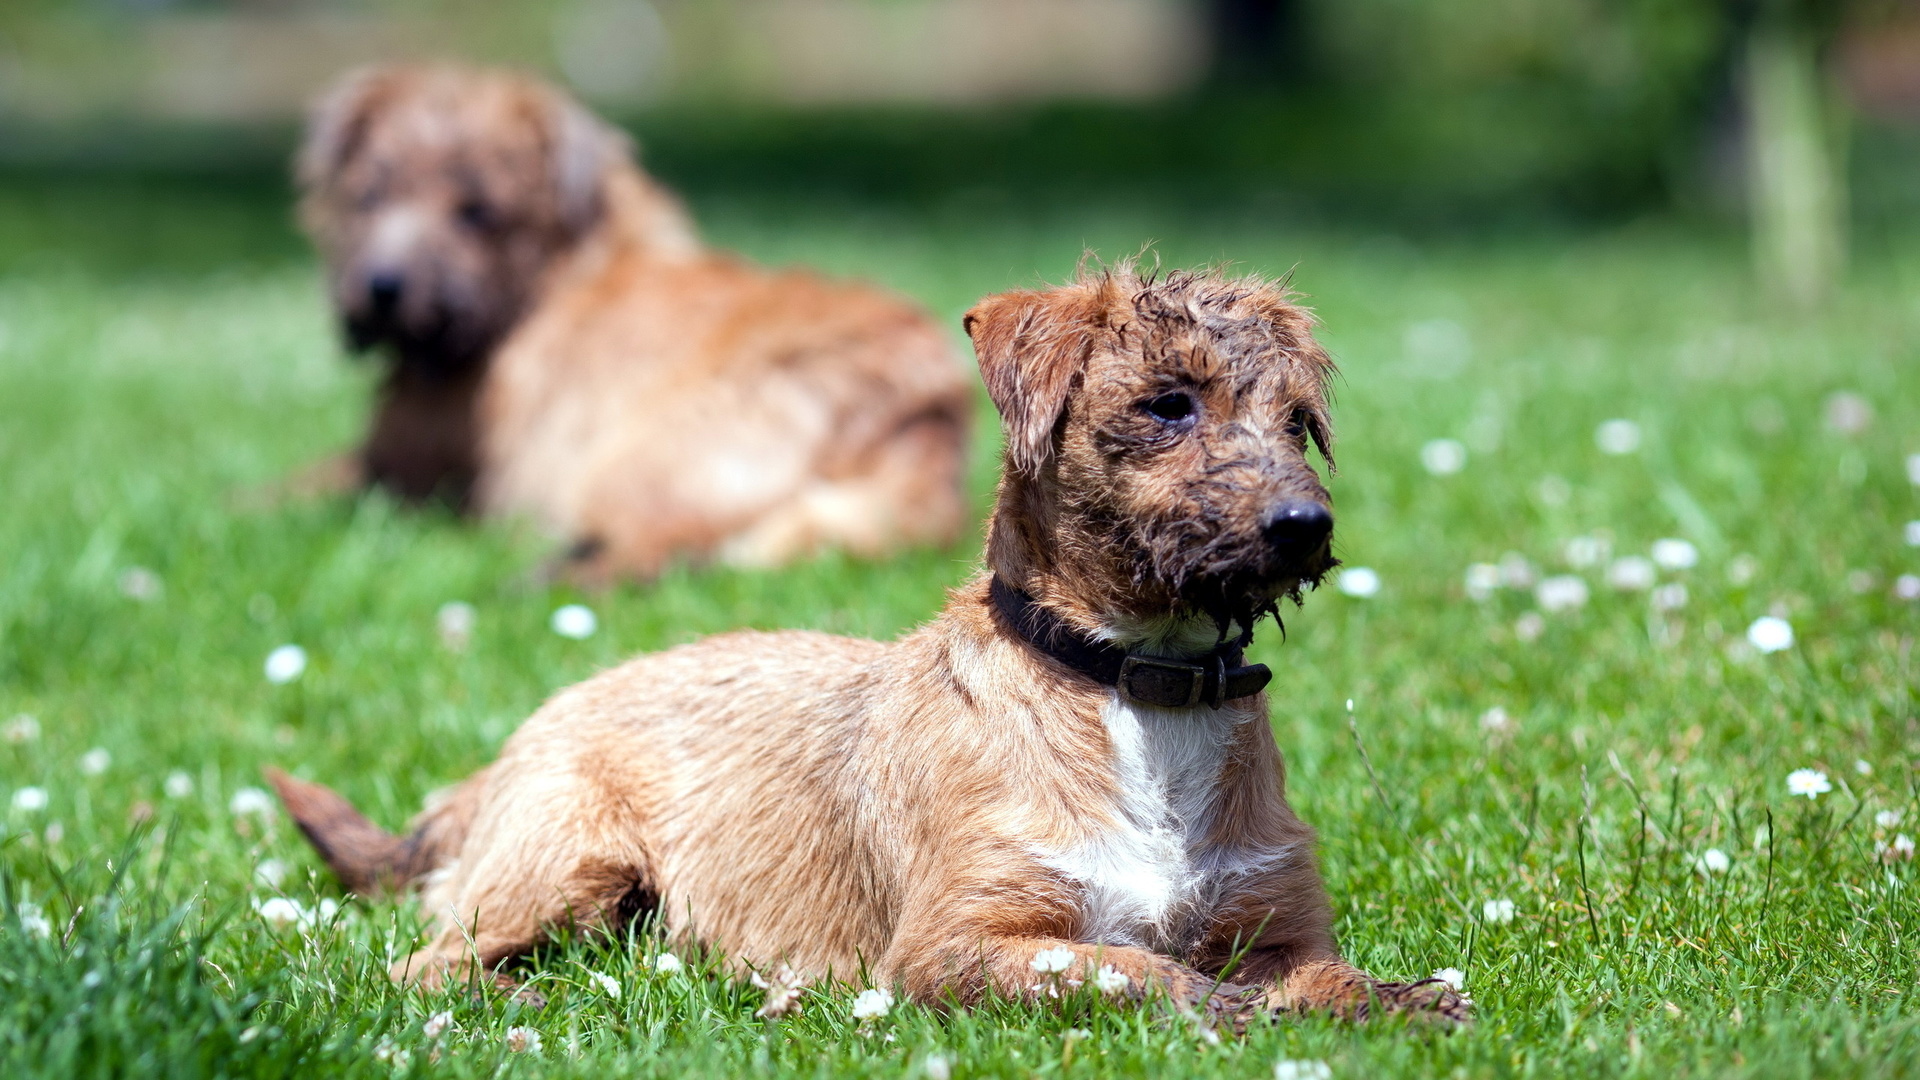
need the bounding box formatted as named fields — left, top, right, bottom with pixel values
left=1144, top=392, right=1196, bottom=425
left=457, top=198, right=496, bottom=231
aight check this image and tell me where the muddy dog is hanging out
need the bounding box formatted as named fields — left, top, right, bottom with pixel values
left=270, top=265, right=1467, bottom=1025
left=296, top=64, right=972, bottom=578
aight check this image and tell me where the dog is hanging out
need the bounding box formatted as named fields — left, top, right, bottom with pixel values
left=269, top=264, right=1467, bottom=1025
left=295, top=64, right=972, bottom=578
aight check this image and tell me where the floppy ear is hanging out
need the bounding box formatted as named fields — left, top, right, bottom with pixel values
left=963, top=285, right=1102, bottom=477
left=548, top=94, right=622, bottom=235
left=1245, top=285, right=1337, bottom=473
left=296, top=67, right=392, bottom=195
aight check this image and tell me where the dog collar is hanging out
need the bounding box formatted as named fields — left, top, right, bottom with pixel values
left=988, top=576, right=1272, bottom=709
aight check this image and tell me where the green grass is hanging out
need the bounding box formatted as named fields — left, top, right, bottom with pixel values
left=0, top=174, right=1916, bottom=1078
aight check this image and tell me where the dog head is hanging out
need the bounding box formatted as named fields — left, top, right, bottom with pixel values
left=968, top=263, right=1338, bottom=642
left=297, top=64, right=625, bottom=375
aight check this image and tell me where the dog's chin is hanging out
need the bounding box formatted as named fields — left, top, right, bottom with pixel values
left=1174, top=555, right=1337, bottom=633
left=344, top=315, right=494, bottom=380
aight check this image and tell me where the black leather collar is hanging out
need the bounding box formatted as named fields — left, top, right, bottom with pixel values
left=989, top=576, right=1272, bottom=709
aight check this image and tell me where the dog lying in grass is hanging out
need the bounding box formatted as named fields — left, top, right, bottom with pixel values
left=295, top=63, right=972, bottom=579
left=270, top=263, right=1467, bottom=1025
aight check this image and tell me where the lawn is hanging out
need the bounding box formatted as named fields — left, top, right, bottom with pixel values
left=0, top=170, right=1916, bottom=1078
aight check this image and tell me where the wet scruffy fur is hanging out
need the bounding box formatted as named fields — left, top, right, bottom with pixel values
left=295, top=64, right=972, bottom=578
left=270, top=264, right=1468, bottom=1026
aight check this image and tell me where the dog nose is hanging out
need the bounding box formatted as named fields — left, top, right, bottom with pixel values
left=1263, top=500, right=1332, bottom=555
left=366, top=272, right=404, bottom=312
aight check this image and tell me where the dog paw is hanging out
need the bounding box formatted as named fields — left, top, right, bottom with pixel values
left=1362, top=978, right=1473, bottom=1025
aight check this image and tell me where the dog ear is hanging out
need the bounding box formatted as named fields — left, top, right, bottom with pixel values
left=296, top=67, right=393, bottom=194
left=1245, top=286, right=1337, bottom=473
left=964, top=286, right=1103, bottom=477
left=548, top=95, right=623, bottom=236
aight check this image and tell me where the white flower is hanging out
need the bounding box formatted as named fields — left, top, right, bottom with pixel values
left=1897, top=575, right=1920, bottom=601
left=1607, top=557, right=1656, bottom=591
left=2, top=715, right=37, bottom=743
left=1479, top=707, right=1514, bottom=734
left=1650, top=538, right=1699, bottom=570
left=1030, top=945, right=1076, bottom=974
left=1786, top=768, right=1831, bottom=799
left=1875, top=810, right=1904, bottom=829
left=254, top=859, right=289, bottom=889
left=1747, top=616, right=1794, bottom=653
left=422, top=1011, right=454, bottom=1039
left=437, top=601, right=476, bottom=648
left=11, top=787, right=48, bottom=813
left=1513, top=612, right=1546, bottom=642
left=1908, top=453, right=1920, bottom=486
left=1482, top=898, right=1516, bottom=924
left=1855, top=760, right=1874, bottom=776
left=118, top=566, right=162, bottom=601
left=1430, top=967, right=1465, bottom=991
left=1464, top=563, right=1500, bottom=601
left=252, top=897, right=305, bottom=928
left=586, top=969, right=622, bottom=999
left=650, top=951, right=683, bottom=974
left=1596, top=418, right=1641, bottom=455
left=1404, top=319, right=1470, bottom=376
left=751, top=963, right=807, bottom=1018
left=504, top=1026, right=542, bottom=1053
left=1536, top=475, right=1572, bottom=506
left=1694, top=848, right=1730, bottom=874
left=1274, top=1059, right=1333, bottom=1080
left=1889, top=835, right=1917, bottom=860
left=1824, top=392, right=1873, bottom=435
left=1420, top=439, right=1467, bottom=476
left=1564, top=535, right=1610, bottom=569
left=16, top=900, right=52, bottom=939
left=1535, top=575, right=1589, bottom=612
left=1651, top=583, right=1688, bottom=612
left=229, top=787, right=275, bottom=817
left=924, top=1054, right=952, bottom=1080
left=263, top=644, right=307, bottom=685
left=550, top=604, right=598, bottom=639
left=1336, top=567, right=1380, bottom=598
left=1092, top=965, right=1130, bottom=995
left=372, top=1039, right=410, bottom=1068
left=1499, top=552, right=1537, bottom=589
left=850, top=987, right=894, bottom=1020
left=1727, top=554, right=1759, bottom=586
left=79, top=748, right=110, bottom=776
left=163, top=771, right=194, bottom=798
left=1907, top=521, right=1920, bottom=548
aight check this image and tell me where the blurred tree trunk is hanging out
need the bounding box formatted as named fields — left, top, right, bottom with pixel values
left=1743, top=2, right=1847, bottom=305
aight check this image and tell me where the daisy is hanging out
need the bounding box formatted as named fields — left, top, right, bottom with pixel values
left=1534, top=575, right=1589, bottom=612
left=163, top=771, right=194, bottom=798
left=1727, top=554, right=1759, bottom=586
left=1607, top=557, right=1656, bottom=591
left=1651, top=539, right=1698, bottom=570
left=117, top=566, right=162, bottom=601
left=650, top=951, right=683, bottom=974
left=436, top=602, right=476, bottom=649
left=751, top=964, right=807, bottom=1018
left=252, top=897, right=306, bottom=928
left=1887, top=835, right=1916, bottom=861
left=924, top=1054, right=952, bottom=1080
left=17, top=901, right=52, bottom=939
left=850, top=987, right=894, bottom=1020
left=1595, top=418, right=1641, bottom=455
left=1420, top=439, right=1467, bottom=476
left=254, top=859, right=288, bottom=889
left=1430, top=967, right=1466, bottom=991
left=1897, top=575, right=1920, bottom=601
left=1564, top=535, right=1609, bottom=569
left=1875, top=810, right=1904, bottom=829
left=1786, top=769, right=1831, bottom=799
left=11, top=787, right=48, bottom=813
left=1651, top=583, right=1688, bottom=612
left=1030, top=945, right=1076, bottom=974
left=1464, top=563, right=1500, bottom=601
left=1482, top=898, right=1516, bottom=924
left=1855, top=760, right=1873, bottom=776
left=1092, top=965, right=1130, bottom=995
left=1823, top=392, right=1872, bottom=435
left=263, top=644, right=307, bottom=685
left=1694, top=848, right=1730, bottom=874
left=1746, top=616, right=1793, bottom=654
left=1274, top=1060, right=1333, bottom=1080
left=421, top=1011, right=454, bottom=1039
left=1906, top=521, right=1920, bottom=547
left=229, top=787, right=275, bottom=817
left=550, top=604, right=598, bottom=639
left=1498, top=552, right=1537, bottom=589
left=1513, top=612, right=1546, bottom=642
left=504, top=1026, right=542, bottom=1053
left=4, top=715, right=39, bottom=743
left=1478, top=707, right=1514, bottom=735
left=585, top=969, right=622, bottom=999
left=1336, top=567, right=1380, bottom=598
left=79, top=749, right=110, bottom=776
left=1907, top=452, right=1920, bottom=486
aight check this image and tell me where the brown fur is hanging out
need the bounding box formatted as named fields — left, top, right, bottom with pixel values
left=296, top=64, right=971, bottom=575
left=269, top=265, right=1467, bottom=1026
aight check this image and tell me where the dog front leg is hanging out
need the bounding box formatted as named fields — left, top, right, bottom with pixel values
left=890, top=932, right=1248, bottom=1016
left=1230, top=945, right=1471, bottom=1023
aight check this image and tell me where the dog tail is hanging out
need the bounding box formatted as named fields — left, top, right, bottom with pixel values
left=264, top=766, right=481, bottom=895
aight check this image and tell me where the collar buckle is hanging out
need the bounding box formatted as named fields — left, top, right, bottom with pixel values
left=1116, top=654, right=1209, bottom=708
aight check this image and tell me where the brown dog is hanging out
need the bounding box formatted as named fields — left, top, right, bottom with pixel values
left=296, top=64, right=971, bottom=578
left=270, top=265, right=1467, bottom=1025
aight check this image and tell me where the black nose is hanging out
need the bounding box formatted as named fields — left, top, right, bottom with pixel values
left=1263, top=499, right=1332, bottom=555
left=366, top=272, right=404, bottom=312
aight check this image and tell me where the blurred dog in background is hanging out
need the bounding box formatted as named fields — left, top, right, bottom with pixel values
left=296, top=64, right=972, bottom=579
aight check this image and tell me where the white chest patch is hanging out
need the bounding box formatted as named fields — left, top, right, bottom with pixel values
left=1040, top=696, right=1270, bottom=951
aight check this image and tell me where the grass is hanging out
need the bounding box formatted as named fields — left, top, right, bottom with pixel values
left=0, top=170, right=1916, bottom=1078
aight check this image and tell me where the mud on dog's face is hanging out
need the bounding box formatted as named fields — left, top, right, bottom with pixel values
left=297, top=66, right=618, bottom=373
left=969, top=268, right=1337, bottom=627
